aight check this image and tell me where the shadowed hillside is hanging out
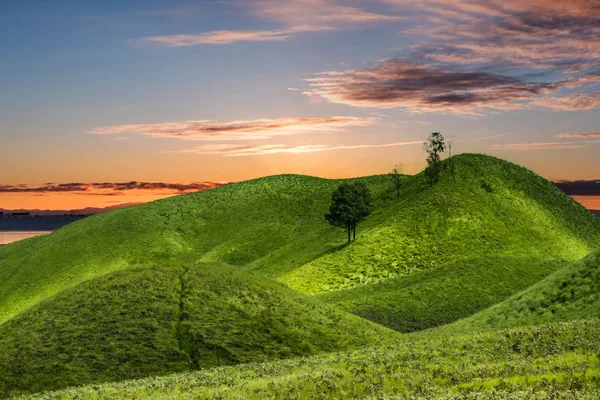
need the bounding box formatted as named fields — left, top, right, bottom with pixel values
left=0, top=263, right=397, bottom=397
left=450, top=247, right=600, bottom=331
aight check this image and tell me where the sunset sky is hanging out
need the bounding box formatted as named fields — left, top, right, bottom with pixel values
left=1, top=0, right=599, bottom=210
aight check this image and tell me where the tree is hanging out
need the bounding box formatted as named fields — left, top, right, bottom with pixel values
left=423, top=132, right=446, bottom=185
left=389, top=163, right=403, bottom=197
left=325, top=182, right=373, bottom=243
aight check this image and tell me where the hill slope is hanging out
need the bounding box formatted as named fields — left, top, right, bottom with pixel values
left=0, top=154, right=598, bottom=332
left=451, top=247, right=600, bottom=331
left=15, top=318, right=600, bottom=399
left=314, top=155, right=600, bottom=331
left=0, top=174, right=390, bottom=323
left=0, top=263, right=397, bottom=397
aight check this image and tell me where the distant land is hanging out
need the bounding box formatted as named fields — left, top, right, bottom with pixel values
left=1, top=181, right=599, bottom=233
left=0, top=202, right=141, bottom=216
left=0, top=203, right=140, bottom=232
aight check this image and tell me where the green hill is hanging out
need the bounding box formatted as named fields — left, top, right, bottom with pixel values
left=451, top=247, right=600, bottom=331
left=0, top=174, right=380, bottom=324
left=314, top=155, right=600, bottom=331
left=0, top=154, right=599, bottom=334
left=15, top=318, right=600, bottom=399
left=0, top=263, right=396, bottom=397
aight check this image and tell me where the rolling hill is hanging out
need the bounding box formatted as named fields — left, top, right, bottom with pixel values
left=0, top=263, right=397, bottom=397
left=0, top=154, right=599, bottom=332
left=1, top=153, right=600, bottom=398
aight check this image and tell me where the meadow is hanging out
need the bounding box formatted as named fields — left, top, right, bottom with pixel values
left=0, top=153, right=599, bottom=398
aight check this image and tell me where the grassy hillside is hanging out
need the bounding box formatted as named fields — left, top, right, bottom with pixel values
left=16, top=319, right=600, bottom=399
left=452, top=248, right=600, bottom=331
left=283, top=154, right=600, bottom=293
left=0, top=154, right=598, bottom=332
left=0, top=174, right=391, bottom=324
left=319, top=257, right=563, bottom=333
left=0, top=263, right=397, bottom=398
left=314, top=155, right=600, bottom=331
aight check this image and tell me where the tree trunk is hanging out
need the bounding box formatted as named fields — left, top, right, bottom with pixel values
left=347, top=225, right=351, bottom=243
left=353, top=224, right=356, bottom=241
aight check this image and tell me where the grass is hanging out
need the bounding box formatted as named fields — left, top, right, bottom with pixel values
left=0, top=263, right=398, bottom=398
left=451, top=247, right=600, bottom=331
left=282, top=154, right=600, bottom=294
left=14, top=319, right=600, bottom=399
left=318, top=257, right=563, bottom=332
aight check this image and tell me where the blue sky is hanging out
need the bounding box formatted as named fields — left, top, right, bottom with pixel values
left=1, top=0, right=599, bottom=208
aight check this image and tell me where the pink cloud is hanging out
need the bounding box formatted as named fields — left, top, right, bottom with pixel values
left=556, top=132, right=600, bottom=139
left=487, top=142, right=589, bottom=151
left=304, top=59, right=557, bottom=114
left=89, top=117, right=373, bottom=140
left=143, top=1, right=403, bottom=46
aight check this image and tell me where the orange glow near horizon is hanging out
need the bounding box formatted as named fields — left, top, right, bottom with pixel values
left=0, top=193, right=178, bottom=211
left=1, top=186, right=599, bottom=214
left=572, top=196, right=600, bottom=212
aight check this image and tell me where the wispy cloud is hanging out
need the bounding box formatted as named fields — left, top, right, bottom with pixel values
left=531, top=93, right=600, bottom=112
left=394, top=0, right=600, bottom=71
left=0, top=182, right=226, bottom=195
left=554, top=180, right=600, bottom=196
left=142, top=0, right=403, bottom=46
left=556, top=132, right=600, bottom=139
left=486, top=141, right=588, bottom=151
left=301, top=0, right=599, bottom=114
left=145, top=29, right=297, bottom=46
left=249, top=0, right=403, bottom=26
left=173, top=140, right=422, bottom=156
left=305, top=59, right=556, bottom=114
left=287, top=87, right=300, bottom=91
left=89, top=117, right=373, bottom=141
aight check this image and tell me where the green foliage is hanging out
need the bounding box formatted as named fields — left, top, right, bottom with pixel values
left=15, top=319, right=600, bottom=399
left=325, top=182, right=373, bottom=243
left=424, top=132, right=446, bottom=185
left=0, top=263, right=398, bottom=398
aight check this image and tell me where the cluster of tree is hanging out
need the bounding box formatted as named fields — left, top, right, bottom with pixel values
left=326, top=132, right=453, bottom=242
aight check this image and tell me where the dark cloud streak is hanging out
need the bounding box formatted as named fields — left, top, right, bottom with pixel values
left=554, top=180, right=600, bottom=196
left=0, top=182, right=227, bottom=195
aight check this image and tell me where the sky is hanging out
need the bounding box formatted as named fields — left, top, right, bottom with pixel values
left=1, top=0, right=599, bottom=210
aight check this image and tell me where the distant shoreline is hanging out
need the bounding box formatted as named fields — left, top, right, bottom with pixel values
left=0, top=231, right=52, bottom=245
left=0, top=215, right=88, bottom=232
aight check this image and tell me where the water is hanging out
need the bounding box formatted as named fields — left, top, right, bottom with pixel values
left=0, top=231, right=52, bottom=245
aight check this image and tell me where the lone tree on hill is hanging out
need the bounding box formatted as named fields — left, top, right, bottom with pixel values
left=390, top=163, right=403, bottom=197
left=424, top=132, right=446, bottom=185
left=325, top=182, right=373, bottom=243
